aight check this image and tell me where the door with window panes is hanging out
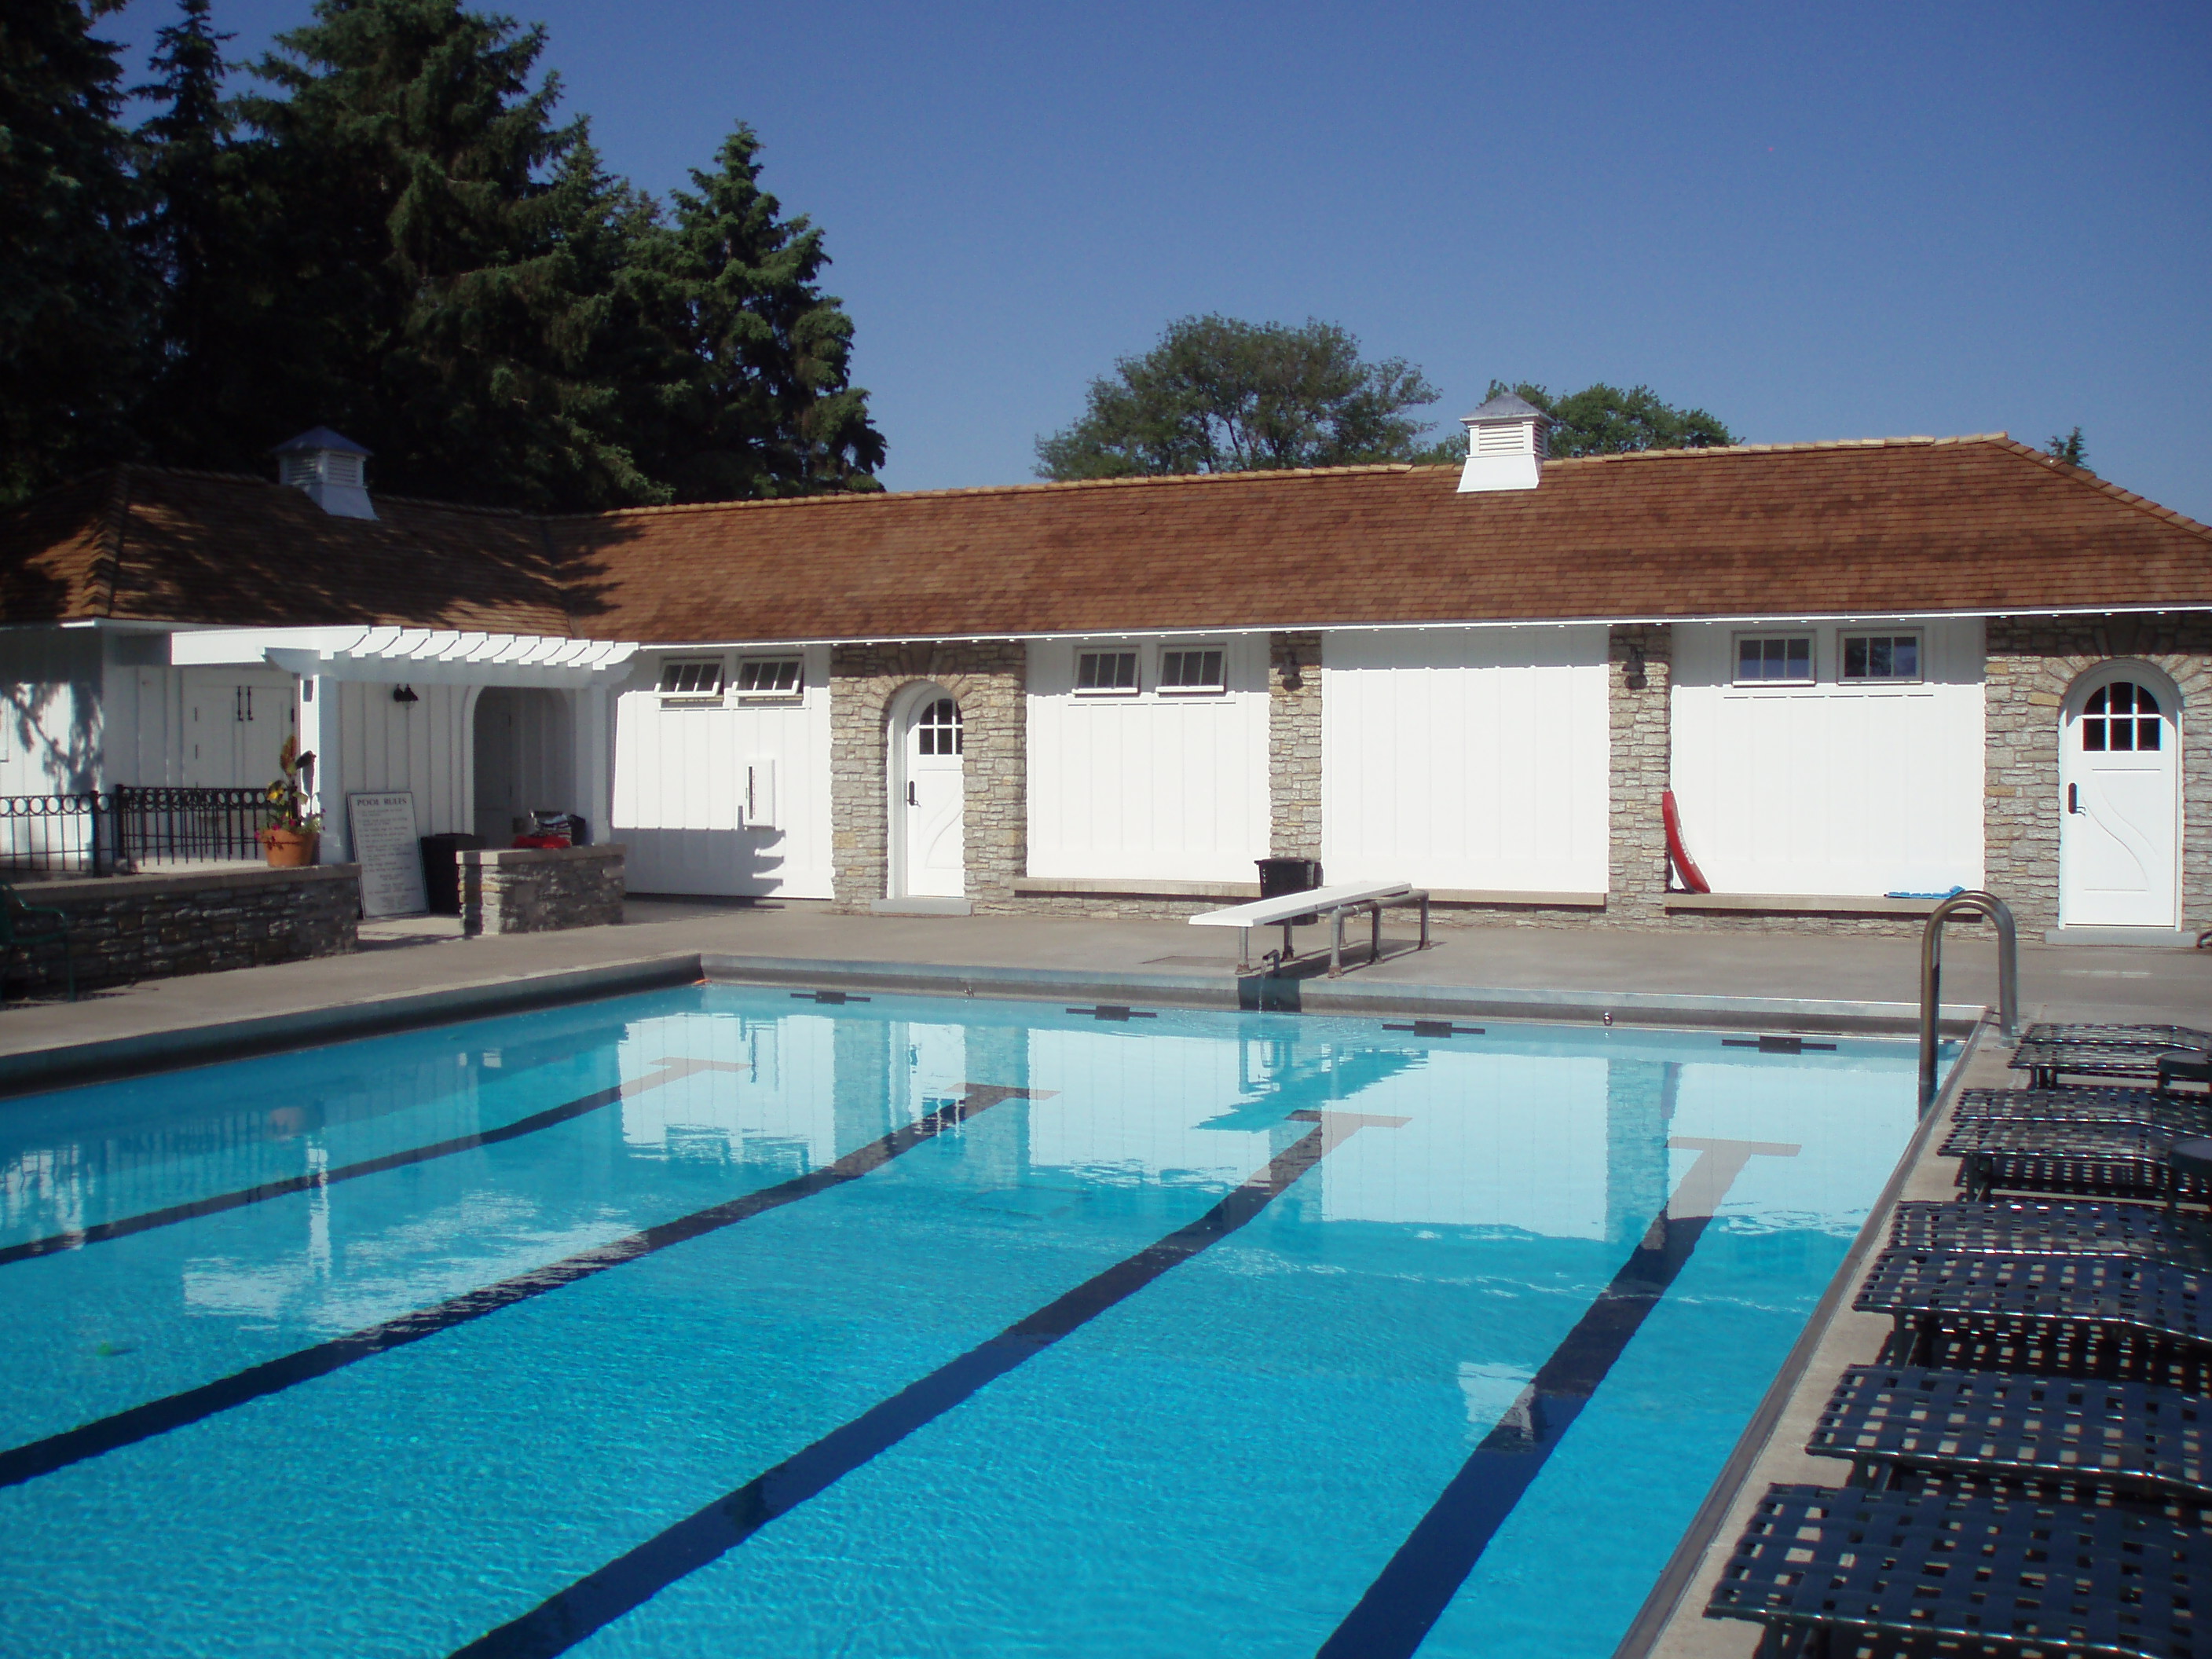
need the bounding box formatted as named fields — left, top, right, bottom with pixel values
left=901, top=690, right=965, bottom=897
left=2060, top=669, right=2179, bottom=928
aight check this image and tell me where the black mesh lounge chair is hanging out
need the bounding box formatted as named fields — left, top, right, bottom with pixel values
left=2021, top=1023, right=2212, bottom=1052
left=1952, top=1086, right=2212, bottom=1137
left=1807, top=1364, right=2208, bottom=1506
left=1706, top=1480, right=2212, bottom=1659
left=0, top=876, right=73, bottom=1002
left=1891, top=1199, right=2212, bottom=1269
left=1856, top=1248, right=2207, bottom=1384
left=2012, top=1040, right=2211, bottom=1092
left=1941, top=1118, right=2212, bottom=1205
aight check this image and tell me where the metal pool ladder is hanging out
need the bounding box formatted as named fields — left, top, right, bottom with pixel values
left=1918, top=889, right=2019, bottom=1112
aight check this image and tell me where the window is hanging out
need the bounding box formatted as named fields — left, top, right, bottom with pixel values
left=1734, top=634, right=1813, bottom=684
left=735, top=657, right=804, bottom=699
left=2081, top=681, right=2162, bottom=753
left=657, top=658, right=724, bottom=702
left=1840, top=633, right=1921, bottom=682
left=1075, top=650, right=1138, bottom=694
left=1158, top=646, right=1226, bottom=694
left=917, top=697, right=963, bottom=756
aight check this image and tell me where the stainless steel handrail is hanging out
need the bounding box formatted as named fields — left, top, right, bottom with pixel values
left=1918, top=889, right=2018, bottom=1111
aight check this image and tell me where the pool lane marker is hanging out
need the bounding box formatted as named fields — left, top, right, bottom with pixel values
left=448, top=1108, right=1409, bottom=1659
left=0, top=1058, right=747, bottom=1271
left=1313, top=1135, right=1800, bottom=1659
left=0, top=1082, right=1042, bottom=1492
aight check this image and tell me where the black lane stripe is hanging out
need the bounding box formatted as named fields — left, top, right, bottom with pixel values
left=1313, top=1214, right=1716, bottom=1658
left=0, top=1084, right=1035, bottom=1492
left=449, top=1107, right=1405, bottom=1659
left=0, top=1059, right=739, bottom=1271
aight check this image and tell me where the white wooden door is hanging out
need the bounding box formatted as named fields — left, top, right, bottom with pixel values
left=902, top=694, right=965, bottom=897
left=2060, top=675, right=2179, bottom=927
left=181, top=669, right=295, bottom=787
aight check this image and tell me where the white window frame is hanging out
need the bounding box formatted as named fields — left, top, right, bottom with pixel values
left=1074, top=649, right=1140, bottom=697
left=734, top=657, right=805, bottom=701
left=1156, top=643, right=1229, bottom=696
left=657, top=656, right=727, bottom=705
left=1731, top=632, right=1815, bottom=687
left=1837, top=631, right=1924, bottom=684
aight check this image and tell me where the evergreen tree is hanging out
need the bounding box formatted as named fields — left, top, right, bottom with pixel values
left=631, top=126, right=884, bottom=500
left=0, top=0, right=144, bottom=502
left=2045, top=426, right=2089, bottom=472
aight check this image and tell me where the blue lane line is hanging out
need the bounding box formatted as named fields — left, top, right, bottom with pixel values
left=0, top=1085, right=1034, bottom=1492
left=448, top=1108, right=1405, bottom=1659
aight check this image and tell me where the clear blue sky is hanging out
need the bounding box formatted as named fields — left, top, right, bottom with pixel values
left=106, top=0, right=2212, bottom=520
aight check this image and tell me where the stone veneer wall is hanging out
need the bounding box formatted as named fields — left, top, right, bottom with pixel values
left=2, top=864, right=358, bottom=994
left=829, top=642, right=1027, bottom=912
left=1606, top=623, right=1674, bottom=925
left=1983, top=613, right=2212, bottom=935
left=1269, top=631, right=1324, bottom=858
left=460, top=843, right=625, bottom=935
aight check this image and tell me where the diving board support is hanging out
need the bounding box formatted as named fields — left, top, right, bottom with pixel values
left=1189, top=881, right=1431, bottom=976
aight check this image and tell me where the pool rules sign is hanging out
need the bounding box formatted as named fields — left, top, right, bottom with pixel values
left=347, top=792, right=427, bottom=917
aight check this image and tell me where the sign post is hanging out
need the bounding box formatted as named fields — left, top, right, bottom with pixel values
left=347, top=791, right=427, bottom=917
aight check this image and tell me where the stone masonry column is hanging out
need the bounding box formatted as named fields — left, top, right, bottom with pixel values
left=1269, top=631, right=1323, bottom=859
left=829, top=641, right=1027, bottom=912
left=1606, top=623, right=1673, bottom=925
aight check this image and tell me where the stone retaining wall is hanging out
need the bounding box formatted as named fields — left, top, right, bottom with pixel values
left=461, top=844, right=625, bottom=936
left=2, top=864, right=359, bottom=995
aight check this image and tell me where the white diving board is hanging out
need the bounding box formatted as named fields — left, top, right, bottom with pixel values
left=1190, top=881, right=1430, bottom=976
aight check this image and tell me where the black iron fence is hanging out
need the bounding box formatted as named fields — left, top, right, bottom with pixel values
left=0, top=787, right=273, bottom=876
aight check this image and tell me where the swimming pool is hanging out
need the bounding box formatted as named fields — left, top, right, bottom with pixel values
left=0, top=985, right=1925, bottom=1657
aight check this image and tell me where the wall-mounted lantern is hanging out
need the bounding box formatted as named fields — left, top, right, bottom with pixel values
left=393, top=684, right=419, bottom=705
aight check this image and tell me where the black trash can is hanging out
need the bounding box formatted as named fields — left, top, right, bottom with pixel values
left=420, top=832, right=487, bottom=916
left=1256, top=856, right=1323, bottom=925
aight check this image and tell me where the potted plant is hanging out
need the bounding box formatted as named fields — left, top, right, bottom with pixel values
left=258, top=736, right=322, bottom=867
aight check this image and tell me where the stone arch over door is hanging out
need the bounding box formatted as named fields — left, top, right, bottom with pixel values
left=1983, top=617, right=2212, bottom=935
left=828, top=643, right=1026, bottom=910
left=2058, top=659, right=2182, bottom=928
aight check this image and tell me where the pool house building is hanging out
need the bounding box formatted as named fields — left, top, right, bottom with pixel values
left=3, top=407, right=2209, bottom=940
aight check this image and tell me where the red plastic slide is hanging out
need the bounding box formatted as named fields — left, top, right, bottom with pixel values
left=1661, top=790, right=1711, bottom=893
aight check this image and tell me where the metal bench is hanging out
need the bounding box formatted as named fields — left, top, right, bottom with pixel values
left=1807, top=1363, right=2208, bottom=1504
left=1940, top=1117, right=2212, bottom=1205
left=1891, top=1199, right=2212, bottom=1269
left=1855, top=1248, right=2208, bottom=1373
left=1188, top=881, right=1430, bottom=976
left=1706, top=1480, right=2212, bottom=1659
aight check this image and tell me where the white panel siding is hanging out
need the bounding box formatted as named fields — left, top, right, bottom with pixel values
left=0, top=627, right=104, bottom=794
left=335, top=680, right=473, bottom=838
left=1669, top=618, right=1985, bottom=895
left=1323, top=628, right=1609, bottom=892
left=611, top=646, right=832, bottom=897
left=1025, top=637, right=1269, bottom=883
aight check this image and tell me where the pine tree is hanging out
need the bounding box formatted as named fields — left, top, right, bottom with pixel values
left=632, top=126, right=885, bottom=500
left=0, top=0, right=145, bottom=502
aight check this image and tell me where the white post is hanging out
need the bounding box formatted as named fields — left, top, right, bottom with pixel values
left=571, top=685, right=614, bottom=846
left=303, top=673, right=348, bottom=862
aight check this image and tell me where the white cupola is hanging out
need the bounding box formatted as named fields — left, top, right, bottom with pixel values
left=1455, top=391, right=1552, bottom=493
left=273, top=427, right=377, bottom=519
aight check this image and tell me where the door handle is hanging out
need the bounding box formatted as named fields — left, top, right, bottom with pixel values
left=2067, top=784, right=2079, bottom=814
left=906, top=782, right=917, bottom=807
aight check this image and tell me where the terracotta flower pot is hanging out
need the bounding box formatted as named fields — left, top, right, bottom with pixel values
left=260, top=828, right=319, bottom=868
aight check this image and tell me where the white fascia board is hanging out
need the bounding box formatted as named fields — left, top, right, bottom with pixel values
left=170, top=624, right=638, bottom=685
left=633, top=601, right=2210, bottom=652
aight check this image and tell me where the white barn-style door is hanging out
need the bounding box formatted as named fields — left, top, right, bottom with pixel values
left=899, top=691, right=965, bottom=898
left=2060, top=670, right=2180, bottom=928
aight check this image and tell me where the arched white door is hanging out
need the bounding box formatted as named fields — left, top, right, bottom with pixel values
left=2060, top=668, right=2180, bottom=928
left=896, top=690, right=965, bottom=898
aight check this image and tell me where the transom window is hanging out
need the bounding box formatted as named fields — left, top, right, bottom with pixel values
left=2081, top=681, right=2162, bottom=752
left=1735, top=634, right=1813, bottom=684
left=1158, top=647, right=1227, bottom=694
left=735, top=657, right=804, bottom=699
left=1076, top=650, right=1138, bottom=694
left=917, top=697, right=964, bottom=756
left=1840, top=633, right=1920, bottom=682
left=657, top=658, right=724, bottom=701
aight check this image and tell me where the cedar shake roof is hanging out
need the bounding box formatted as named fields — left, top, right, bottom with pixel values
left=5, top=436, right=2208, bottom=643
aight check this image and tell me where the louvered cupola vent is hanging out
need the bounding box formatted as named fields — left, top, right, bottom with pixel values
left=1455, top=392, right=1551, bottom=493
left=273, top=427, right=376, bottom=519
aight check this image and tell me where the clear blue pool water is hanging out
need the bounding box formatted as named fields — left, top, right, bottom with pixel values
left=0, top=986, right=1926, bottom=1657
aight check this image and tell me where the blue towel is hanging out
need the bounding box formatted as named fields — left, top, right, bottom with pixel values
left=1884, top=884, right=1966, bottom=900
